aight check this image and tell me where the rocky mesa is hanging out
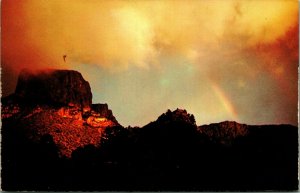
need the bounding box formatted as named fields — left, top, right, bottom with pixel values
left=2, top=69, right=119, bottom=157
left=14, top=69, right=93, bottom=107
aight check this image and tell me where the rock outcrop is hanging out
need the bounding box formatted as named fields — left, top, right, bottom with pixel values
left=2, top=69, right=119, bottom=157
left=198, top=121, right=249, bottom=145
left=14, top=69, right=92, bottom=108
left=91, top=103, right=118, bottom=124
left=155, top=108, right=196, bottom=126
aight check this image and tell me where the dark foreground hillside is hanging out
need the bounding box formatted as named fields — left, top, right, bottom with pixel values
left=1, top=69, right=298, bottom=191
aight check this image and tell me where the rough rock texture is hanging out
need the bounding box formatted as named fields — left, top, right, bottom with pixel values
left=2, top=103, right=298, bottom=191
left=15, top=69, right=92, bottom=108
left=91, top=103, right=118, bottom=124
left=2, top=104, right=118, bottom=158
left=198, top=121, right=249, bottom=145
left=2, top=69, right=119, bottom=157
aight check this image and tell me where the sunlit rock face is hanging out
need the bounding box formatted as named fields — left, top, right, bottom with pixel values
left=14, top=69, right=92, bottom=108
left=2, top=69, right=119, bottom=158
left=91, top=104, right=118, bottom=124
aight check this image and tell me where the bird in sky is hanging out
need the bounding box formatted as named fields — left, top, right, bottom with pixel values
left=63, top=55, right=67, bottom=62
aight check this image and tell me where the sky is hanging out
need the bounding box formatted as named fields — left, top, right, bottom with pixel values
left=2, top=0, right=298, bottom=127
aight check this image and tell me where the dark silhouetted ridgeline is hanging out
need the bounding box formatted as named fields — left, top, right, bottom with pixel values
left=1, top=69, right=298, bottom=191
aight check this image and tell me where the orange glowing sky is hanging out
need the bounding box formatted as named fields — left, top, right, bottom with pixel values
left=2, top=0, right=298, bottom=126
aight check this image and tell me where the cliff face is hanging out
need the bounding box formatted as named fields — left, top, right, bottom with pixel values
left=15, top=69, right=92, bottom=108
left=91, top=104, right=118, bottom=124
left=2, top=69, right=119, bottom=157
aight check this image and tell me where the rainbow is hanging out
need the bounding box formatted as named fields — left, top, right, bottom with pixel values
left=210, top=81, right=239, bottom=121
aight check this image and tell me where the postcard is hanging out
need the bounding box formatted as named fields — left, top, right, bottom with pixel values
left=1, top=0, right=298, bottom=191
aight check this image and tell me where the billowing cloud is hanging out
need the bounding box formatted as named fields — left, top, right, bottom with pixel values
left=3, top=0, right=297, bottom=69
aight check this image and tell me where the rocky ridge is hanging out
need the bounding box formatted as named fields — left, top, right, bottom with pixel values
left=156, top=108, right=196, bottom=126
left=2, top=69, right=119, bottom=157
left=198, top=121, right=249, bottom=145
left=1, top=69, right=298, bottom=191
